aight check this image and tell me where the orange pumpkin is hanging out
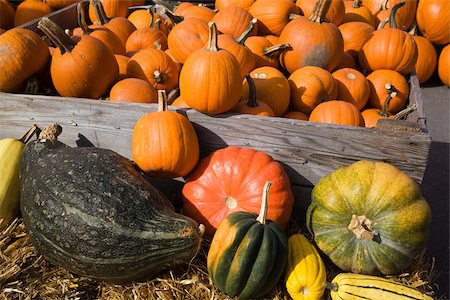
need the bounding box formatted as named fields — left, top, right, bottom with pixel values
left=0, top=28, right=49, bottom=93
left=167, top=17, right=209, bottom=64
left=438, top=45, right=450, bottom=87
left=37, top=17, right=118, bottom=98
left=171, top=96, right=189, bottom=107
left=338, top=21, right=374, bottom=59
left=233, top=74, right=275, bottom=117
left=179, top=22, right=242, bottom=114
left=0, top=0, right=15, bottom=30
left=109, top=78, right=157, bottom=103
left=215, top=0, right=255, bottom=10
left=179, top=5, right=216, bottom=23
left=217, top=19, right=257, bottom=78
left=132, top=90, right=200, bottom=178
left=342, top=0, right=376, bottom=27
left=248, top=0, right=298, bottom=36
left=89, top=0, right=141, bottom=23
left=332, top=68, right=369, bottom=110
left=212, top=5, right=257, bottom=39
left=416, top=0, right=449, bottom=45
left=366, top=69, right=409, bottom=113
left=241, top=66, right=290, bottom=116
left=127, top=47, right=179, bottom=92
left=362, top=0, right=417, bottom=30
left=409, top=26, right=437, bottom=84
left=74, top=2, right=126, bottom=55
left=174, top=2, right=194, bottom=15
left=334, top=52, right=357, bottom=70
left=288, top=66, right=338, bottom=114
left=358, top=2, right=418, bottom=75
left=296, top=0, right=346, bottom=26
left=283, top=110, right=309, bottom=121
left=14, top=0, right=53, bottom=27
left=279, top=0, right=344, bottom=73
left=244, top=36, right=288, bottom=69
left=125, top=26, right=168, bottom=52
left=309, top=100, right=365, bottom=126
left=182, top=146, right=294, bottom=235
left=361, top=90, right=396, bottom=128
left=115, top=54, right=129, bottom=81
left=127, top=8, right=170, bottom=35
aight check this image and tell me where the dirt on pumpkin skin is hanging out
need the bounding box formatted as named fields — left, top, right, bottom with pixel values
left=0, top=218, right=441, bottom=300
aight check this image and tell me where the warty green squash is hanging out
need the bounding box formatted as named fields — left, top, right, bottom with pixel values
left=306, top=160, right=431, bottom=275
left=20, top=124, right=205, bottom=283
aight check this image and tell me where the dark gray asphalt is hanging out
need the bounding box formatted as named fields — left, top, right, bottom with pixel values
left=420, top=83, right=449, bottom=299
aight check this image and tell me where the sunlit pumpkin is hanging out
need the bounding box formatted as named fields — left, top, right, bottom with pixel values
left=309, top=100, right=365, bottom=127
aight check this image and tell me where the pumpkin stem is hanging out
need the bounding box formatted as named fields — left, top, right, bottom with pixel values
left=92, top=0, right=110, bottom=25
left=388, top=1, right=405, bottom=29
left=408, top=22, right=418, bottom=35
left=379, top=85, right=397, bottom=117
left=38, top=17, right=76, bottom=54
left=256, top=181, right=272, bottom=224
left=206, top=22, right=219, bottom=52
left=161, top=7, right=184, bottom=25
left=148, top=7, right=155, bottom=28
left=347, top=214, right=375, bottom=240
left=154, top=40, right=162, bottom=50
left=288, top=13, right=300, bottom=21
left=155, top=18, right=162, bottom=31
left=77, top=1, right=93, bottom=35
left=352, top=0, right=361, bottom=9
left=309, top=0, right=332, bottom=23
left=263, top=43, right=290, bottom=58
left=38, top=124, right=62, bottom=142
left=236, top=18, right=257, bottom=45
left=18, top=124, right=38, bottom=143
left=245, top=74, right=259, bottom=108
left=380, top=0, right=389, bottom=10
left=394, top=104, right=417, bottom=120
left=154, top=70, right=163, bottom=83
left=157, top=90, right=169, bottom=112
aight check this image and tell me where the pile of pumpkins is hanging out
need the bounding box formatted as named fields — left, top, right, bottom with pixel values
left=0, top=0, right=449, bottom=128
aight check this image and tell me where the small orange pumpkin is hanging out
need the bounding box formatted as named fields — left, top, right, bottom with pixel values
left=361, top=89, right=396, bottom=128
left=283, top=110, right=309, bottom=121
left=409, top=25, right=437, bottom=84
left=338, top=21, right=374, bottom=59
left=366, top=69, right=409, bottom=113
left=241, top=66, right=290, bottom=116
left=179, top=5, right=216, bottom=23
left=212, top=5, right=257, bottom=39
left=296, top=0, right=346, bottom=26
left=332, top=68, right=369, bottom=110
left=438, top=45, right=450, bottom=87
left=233, top=74, right=275, bottom=117
left=14, top=0, right=53, bottom=27
left=288, top=66, right=338, bottom=114
left=342, top=0, right=376, bottom=27
left=0, top=0, right=15, bottom=30
left=125, top=24, right=168, bottom=53
left=416, top=0, right=449, bottom=45
left=248, top=0, right=298, bottom=35
left=115, top=54, right=129, bottom=81
left=333, top=52, right=357, bottom=70
left=179, top=22, right=242, bottom=114
left=245, top=36, right=288, bottom=69
left=132, top=90, right=200, bottom=178
left=309, top=100, right=365, bottom=126
left=109, top=78, right=157, bottom=103
left=89, top=0, right=141, bottom=24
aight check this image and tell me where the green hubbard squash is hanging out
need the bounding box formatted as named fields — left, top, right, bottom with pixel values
left=306, top=160, right=431, bottom=275
left=20, top=124, right=204, bottom=283
left=207, top=181, right=288, bottom=299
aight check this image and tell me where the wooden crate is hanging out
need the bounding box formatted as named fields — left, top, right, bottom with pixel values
left=2, top=2, right=431, bottom=218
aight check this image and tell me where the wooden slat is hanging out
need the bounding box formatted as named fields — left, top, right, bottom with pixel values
left=0, top=92, right=431, bottom=185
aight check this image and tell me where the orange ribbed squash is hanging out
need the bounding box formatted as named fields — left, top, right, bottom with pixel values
left=332, top=68, right=369, bottom=110
left=14, top=0, right=52, bottom=27
left=248, top=0, right=298, bottom=35
left=212, top=5, right=257, bottom=39
left=109, top=78, right=157, bottom=103
left=309, top=100, right=365, bottom=126
left=416, top=0, right=449, bottom=45
left=338, top=21, right=374, bottom=58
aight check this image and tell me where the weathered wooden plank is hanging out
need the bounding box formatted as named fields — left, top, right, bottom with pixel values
left=0, top=92, right=431, bottom=185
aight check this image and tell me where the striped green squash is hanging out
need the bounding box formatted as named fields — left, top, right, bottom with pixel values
left=330, top=273, right=433, bottom=300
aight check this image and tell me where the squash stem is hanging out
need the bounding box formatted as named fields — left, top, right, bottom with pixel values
left=77, top=2, right=93, bottom=35
left=263, top=43, right=290, bottom=58
left=161, top=7, right=184, bottom=25
left=236, top=18, right=257, bottom=45
left=38, top=17, right=76, bottom=54
left=394, top=104, right=417, bottom=120
left=379, top=89, right=397, bottom=117
left=389, top=2, right=405, bottom=29
left=309, top=0, right=332, bottom=23
left=206, top=22, right=219, bottom=52
left=352, top=0, right=361, bottom=9
left=92, top=0, right=110, bottom=25
left=347, top=214, right=375, bottom=240
left=148, top=7, right=155, bottom=28
left=256, top=181, right=272, bottom=224
left=154, top=70, right=163, bottom=83
left=38, top=124, right=62, bottom=141
left=157, top=90, right=169, bottom=112
left=18, top=124, right=38, bottom=143
left=288, top=13, right=300, bottom=21
left=245, top=74, right=259, bottom=108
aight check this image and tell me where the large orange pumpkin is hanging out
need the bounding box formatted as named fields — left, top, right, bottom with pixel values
left=438, top=45, right=450, bottom=87
left=182, top=146, right=294, bottom=235
left=309, top=100, right=365, bottom=126
left=179, top=22, right=242, bottom=114
left=332, top=68, right=369, bottom=110
left=296, top=0, right=346, bottom=26
left=416, top=0, right=449, bottom=45
left=338, top=21, right=374, bottom=59
left=278, top=0, right=344, bottom=73
left=358, top=2, right=418, bottom=75
left=248, top=0, right=298, bottom=36
left=288, top=66, right=338, bottom=114
left=132, top=90, right=200, bottom=178
left=366, top=69, right=409, bottom=114
left=241, top=66, right=290, bottom=116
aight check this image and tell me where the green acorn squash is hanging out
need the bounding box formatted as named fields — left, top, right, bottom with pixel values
left=207, top=181, right=288, bottom=299
left=306, top=160, right=431, bottom=275
left=20, top=124, right=204, bottom=283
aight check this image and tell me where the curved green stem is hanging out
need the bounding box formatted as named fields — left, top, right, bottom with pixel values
left=389, top=1, right=406, bottom=29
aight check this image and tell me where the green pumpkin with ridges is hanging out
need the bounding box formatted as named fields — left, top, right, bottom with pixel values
left=207, top=182, right=288, bottom=299
left=306, top=160, right=431, bottom=275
